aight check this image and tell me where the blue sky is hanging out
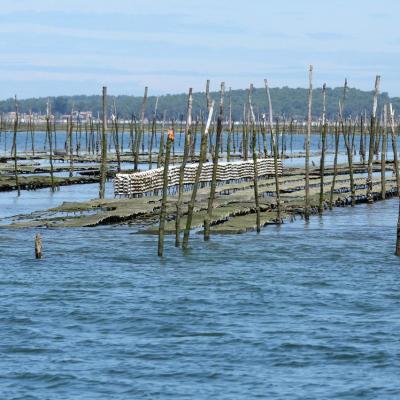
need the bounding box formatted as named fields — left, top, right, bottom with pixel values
left=0, top=0, right=399, bottom=98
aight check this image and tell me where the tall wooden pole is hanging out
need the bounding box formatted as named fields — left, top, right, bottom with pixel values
left=389, top=104, right=400, bottom=192
left=329, top=122, right=340, bottom=209
left=227, top=87, right=232, bottom=162
left=99, top=86, right=107, bottom=199
left=367, top=76, right=381, bottom=203
left=341, top=79, right=356, bottom=206
left=249, top=84, right=261, bottom=232
left=264, top=79, right=282, bottom=222
left=204, top=84, right=224, bottom=241
left=68, top=109, right=74, bottom=178
left=112, top=98, right=121, bottom=172
left=206, top=79, right=212, bottom=113
left=134, top=86, right=148, bottom=170
left=381, top=104, right=387, bottom=200
left=305, top=65, right=313, bottom=220
left=175, top=89, right=193, bottom=247
left=158, top=129, right=174, bottom=257
left=157, top=111, right=166, bottom=168
left=148, top=96, right=159, bottom=169
left=183, top=101, right=215, bottom=250
left=389, top=104, right=400, bottom=256
left=46, top=99, right=55, bottom=192
left=318, top=83, right=327, bottom=214
left=12, top=95, right=20, bottom=196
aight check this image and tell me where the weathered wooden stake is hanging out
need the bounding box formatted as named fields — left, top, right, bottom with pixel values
left=388, top=104, right=400, bottom=256
left=305, top=65, right=313, bottom=220
left=227, top=87, right=232, bottom=162
left=12, top=95, right=20, bottom=196
left=148, top=96, right=159, bottom=169
left=68, top=110, right=74, bottom=178
left=329, top=122, right=340, bottom=209
left=175, top=89, right=193, bottom=247
left=248, top=84, right=261, bottom=232
left=318, top=83, right=327, bottom=214
left=340, top=80, right=356, bottom=206
left=46, top=99, right=55, bottom=192
left=99, top=86, right=107, bottom=199
left=183, top=101, right=215, bottom=250
left=134, top=87, right=148, bottom=170
left=157, top=111, right=166, bottom=168
left=35, top=233, right=42, bottom=259
left=158, top=129, right=174, bottom=257
left=367, top=76, right=381, bottom=203
left=381, top=104, right=387, bottom=200
left=112, top=98, right=121, bottom=172
left=204, top=84, right=224, bottom=241
left=360, top=113, right=366, bottom=164
left=264, top=79, right=282, bottom=222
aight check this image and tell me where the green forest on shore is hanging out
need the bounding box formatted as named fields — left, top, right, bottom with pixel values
left=0, top=86, right=397, bottom=120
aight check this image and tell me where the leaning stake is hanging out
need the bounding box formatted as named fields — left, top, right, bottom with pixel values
left=175, top=89, right=193, bottom=247
left=264, top=79, right=282, bottom=222
left=389, top=104, right=400, bottom=256
left=204, top=84, right=224, bottom=241
left=367, top=76, right=381, bottom=203
left=158, top=129, right=174, bottom=257
left=248, top=84, right=261, bottom=232
left=99, top=86, right=107, bottom=199
left=305, top=65, right=313, bottom=220
left=183, top=101, right=215, bottom=250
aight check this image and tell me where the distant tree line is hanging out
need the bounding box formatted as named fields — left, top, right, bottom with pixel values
left=0, top=86, right=398, bottom=121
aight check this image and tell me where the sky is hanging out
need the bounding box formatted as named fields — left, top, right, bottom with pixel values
left=0, top=0, right=399, bottom=99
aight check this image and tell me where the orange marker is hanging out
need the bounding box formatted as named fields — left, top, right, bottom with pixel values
left=168, top=129, right=174, bottom=141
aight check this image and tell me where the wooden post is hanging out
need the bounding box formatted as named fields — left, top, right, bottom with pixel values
left=134, top=87, right=148, bottom=170
left=112, top=98, right=121, bottom=172
left=340, top=80, right=355, bottom=206
left=243, top=104, right=248, bottom=161
left=389, top=104, right=400, bottom=192
left=389, top=104, right=400, bottom=256
left=99, top=86, right=107, bottom=199
left=68, top=110, right=74, bottom=178
left=249, top=84, right=261, bottom=232
left=35, top=233, right=42, bottom=259
left=264, top=79, right=282, bottom=222
left=329, top=122, right=340, bottom=209
left=30, top=111, right=35, bottom=156
left=227, top=87, right=232, bottom=162
left=381, top=104, right=387, bottom=200
left=318, top=83, right=327, bottom=214
left=157, top=111, right=166, bottom=168
left=158, top=129, right=174, bottom=257
left=46, top=99, right=55, bottom=192
left=360, top=113, right=366, bottom=164
left=12, top=95, right=20, bottom=196
left=367, top=76, right=381, bottom=203
left=175, top=89, right=193, bottom=247
left=148, top=96, right=159, bottom=169
left=204, top=84, right=224, bottom=241
left=183, top=101, right=215, bottom=250
left=305, top=65, right=313, bottom=220
left=206, top=79, right=212, bottom=113
left=344, top=117, right=356, bottom=206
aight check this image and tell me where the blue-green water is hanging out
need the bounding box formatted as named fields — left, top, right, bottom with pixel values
left=1, top=199, right=399, bottom=399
